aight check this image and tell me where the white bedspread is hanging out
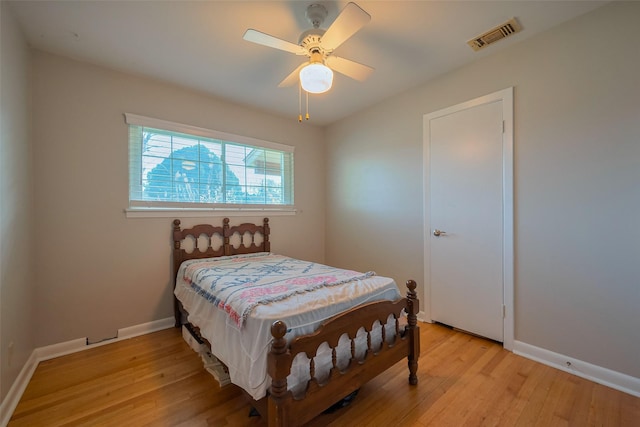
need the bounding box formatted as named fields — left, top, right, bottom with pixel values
left=174, top=253, right=402, bottom=400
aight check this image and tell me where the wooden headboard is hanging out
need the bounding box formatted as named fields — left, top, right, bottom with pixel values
left=172, top=217, right=270, bottom=326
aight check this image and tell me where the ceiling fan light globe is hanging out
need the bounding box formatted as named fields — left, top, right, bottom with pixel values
left=299, top=63, right=333, bottom=94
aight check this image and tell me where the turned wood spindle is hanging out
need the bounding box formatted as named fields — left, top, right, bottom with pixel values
left=350, top=338, right=356, bottom=360
left=406, top=279, right=419, bottom=385
left=331, top=347, right=337, bottom=370
left=309, top=357, right=315, bottom=380
left=269, top=320, right=289, bottom=398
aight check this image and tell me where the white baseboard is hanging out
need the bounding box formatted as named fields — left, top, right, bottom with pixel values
left=0, top=351, right=39, bottom=427
left=417, top=310, right=431, bottom=323
left=0, top=317, right=174, bottom=426
left=513, top=340, right=640, bottom=398
left=36, top=317, right=175, bottom=361
left=34, top=337, right=88, bottom=362
left=118, top=317, right=175, bottom=340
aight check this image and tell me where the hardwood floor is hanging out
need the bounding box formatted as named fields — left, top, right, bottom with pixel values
left=9, top=323, right=640, bottom=426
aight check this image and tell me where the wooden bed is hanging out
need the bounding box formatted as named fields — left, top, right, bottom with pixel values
left=172, top=217, right=420, bottom=427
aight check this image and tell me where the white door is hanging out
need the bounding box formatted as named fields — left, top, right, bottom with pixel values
left=424, top=89, right=513, bottom=344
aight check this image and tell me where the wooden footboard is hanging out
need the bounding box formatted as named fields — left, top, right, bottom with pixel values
left=263, top=280, right=420, bottom=427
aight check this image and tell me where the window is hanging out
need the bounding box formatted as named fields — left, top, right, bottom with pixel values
left=126, top=114, right=294, bottom=211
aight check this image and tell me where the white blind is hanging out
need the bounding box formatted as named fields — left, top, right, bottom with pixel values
left=126, top=114, right=294, bottom=208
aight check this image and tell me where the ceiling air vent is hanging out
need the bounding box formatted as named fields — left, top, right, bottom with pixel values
left=467, top=18, right=521, bottom=51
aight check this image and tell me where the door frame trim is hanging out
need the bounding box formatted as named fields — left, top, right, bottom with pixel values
left=422, top=87, right=514, bottom=350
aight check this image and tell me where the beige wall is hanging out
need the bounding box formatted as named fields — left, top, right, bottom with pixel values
left=4, top=0, right=639, bottom=402
left=0, top=2, right=35, bottom=400
left=325, top=1, right=640, bottom=379
left=31, top=52, right=326, bottom=346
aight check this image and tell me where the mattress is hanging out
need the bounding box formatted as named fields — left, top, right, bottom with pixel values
left=174, top=253, right=402, bottom=400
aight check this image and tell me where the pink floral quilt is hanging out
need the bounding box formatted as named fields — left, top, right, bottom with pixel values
left=181, top=253, right=375, bottom=327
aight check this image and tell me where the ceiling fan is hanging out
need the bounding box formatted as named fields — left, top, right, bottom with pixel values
left=243, top=2, right=373, bottom=95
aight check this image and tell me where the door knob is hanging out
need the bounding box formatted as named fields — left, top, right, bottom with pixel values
left=433, top=229, right=447, bottom=237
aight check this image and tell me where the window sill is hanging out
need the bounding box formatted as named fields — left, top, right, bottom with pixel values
left=124, top=207, right=298, bottom=219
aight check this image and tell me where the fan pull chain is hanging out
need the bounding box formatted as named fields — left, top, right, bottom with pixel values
left=298, top=84, right=303, bottom=122
left=298, top=86, right=311, bottom=122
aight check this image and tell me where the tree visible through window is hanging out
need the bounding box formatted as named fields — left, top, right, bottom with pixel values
left=126, top=115, right=294, bottom=208
left=144, top=143, right=238, bottom=203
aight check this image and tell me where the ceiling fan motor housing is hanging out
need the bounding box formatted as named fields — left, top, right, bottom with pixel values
left=306, top=3, right=328, bottom=28
left=299, top=29, right=328, bottom=56
left=300, top=4, right=330, bottom=55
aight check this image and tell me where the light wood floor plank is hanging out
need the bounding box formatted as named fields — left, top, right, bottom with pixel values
left=9, top=324, right=640, bottom=426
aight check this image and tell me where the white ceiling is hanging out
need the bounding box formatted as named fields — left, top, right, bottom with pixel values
left=8, top=1, right=607, bottom=126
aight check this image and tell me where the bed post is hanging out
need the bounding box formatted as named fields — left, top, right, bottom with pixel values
left=223, top=217, right=231, bottom=256
left=268, top=320, right=292, bottom=427
left=406, top=279, right=420, bottom=385
left=172, top=219, right=183, bottom=328
left=263, top=218, right=271, bottom=252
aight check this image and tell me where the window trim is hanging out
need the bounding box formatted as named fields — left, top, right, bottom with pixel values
left=124, top=206, right=297, bottom=219
left=124, top=114, right=296, bottom=217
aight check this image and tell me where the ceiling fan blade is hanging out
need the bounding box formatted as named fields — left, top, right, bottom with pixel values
left=321, top=2, right=371, bottom=51
left=278, top=63, right=307, bottom=87
left=326, top=56, right=374, bottom=82
left=243, top=29, right=306, bottom=55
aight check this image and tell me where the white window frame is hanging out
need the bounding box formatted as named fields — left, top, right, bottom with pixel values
left=124, top=113, right=296, bottom=218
